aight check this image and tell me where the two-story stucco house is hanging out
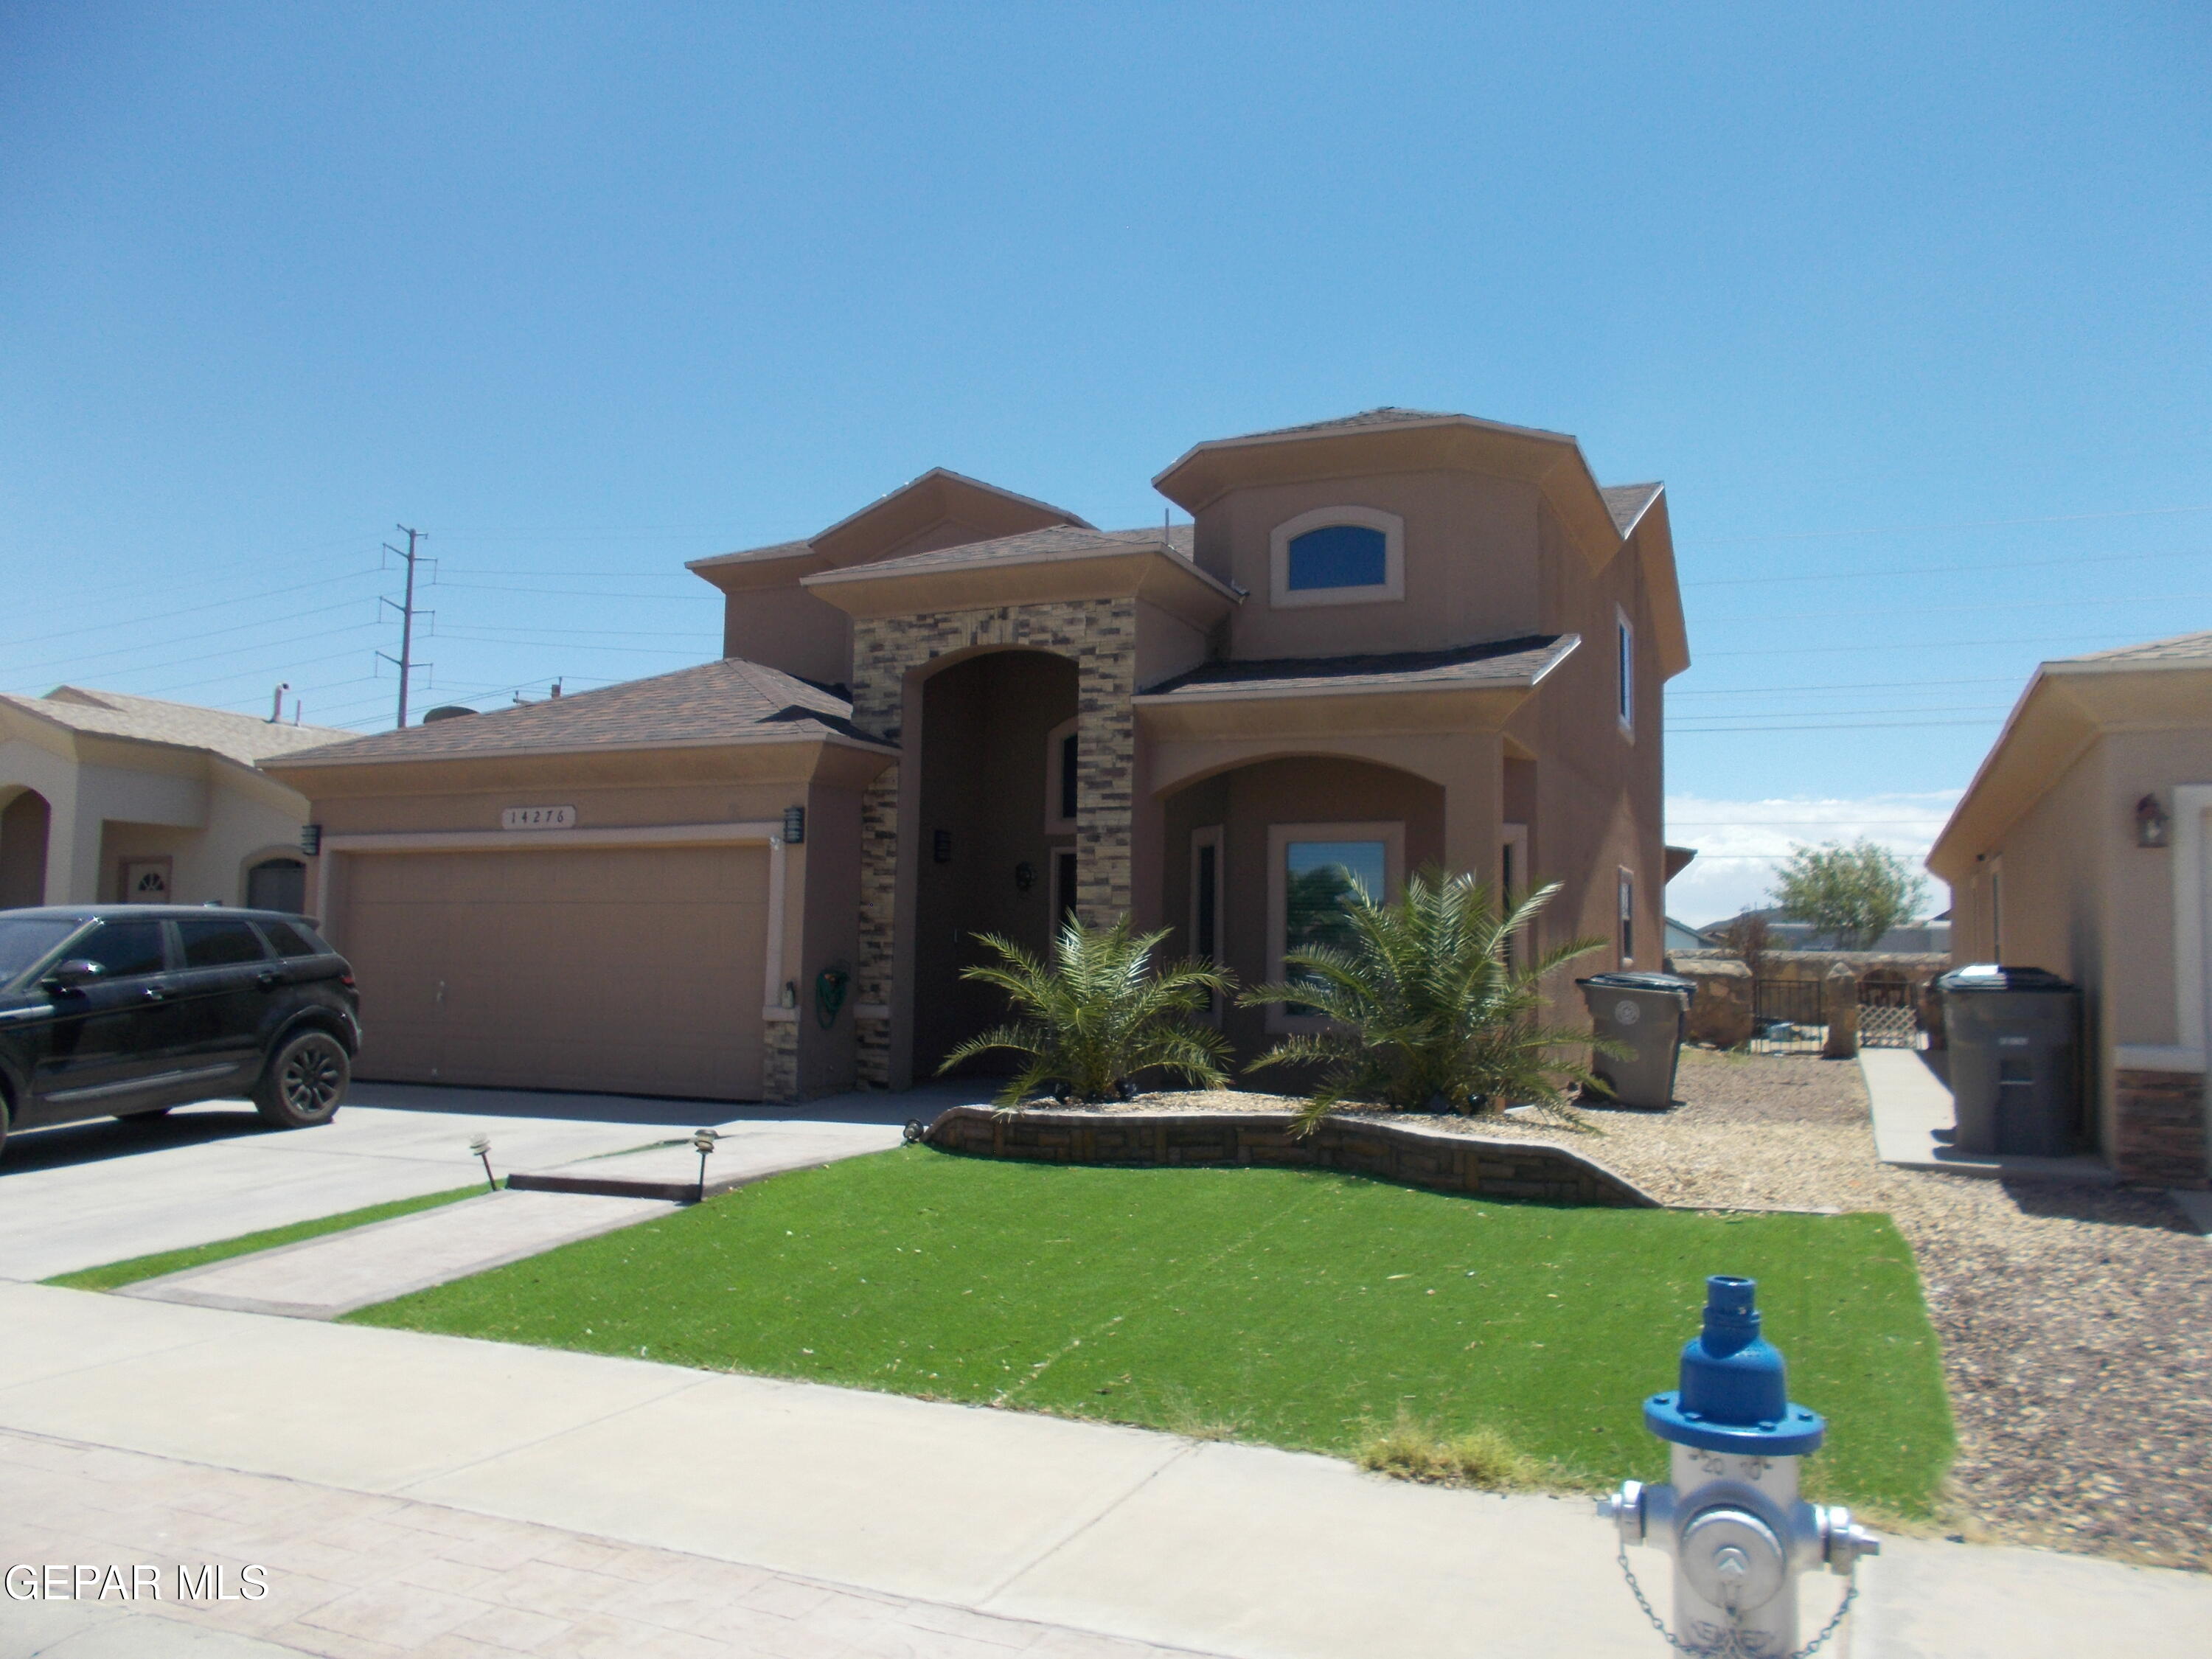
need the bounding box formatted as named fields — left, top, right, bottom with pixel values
left=267, top=409, right=1688, bottom=1102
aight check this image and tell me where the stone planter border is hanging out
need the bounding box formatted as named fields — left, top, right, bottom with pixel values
left=919, top=1105, right=1660, bottom=1208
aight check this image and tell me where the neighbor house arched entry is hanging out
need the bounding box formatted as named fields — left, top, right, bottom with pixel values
left=0, top=789, right=52, bottom=909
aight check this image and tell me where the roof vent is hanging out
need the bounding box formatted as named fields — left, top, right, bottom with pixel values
left=421, top=705, right=479, bottom=723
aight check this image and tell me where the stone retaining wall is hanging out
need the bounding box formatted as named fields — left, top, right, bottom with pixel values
left=2113, top=1068, right=2210, bottom=1189
left=920, top=1105, right=1659, bottom=1208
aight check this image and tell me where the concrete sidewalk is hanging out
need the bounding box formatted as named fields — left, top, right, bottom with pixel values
left=4, top=1284, right=2207, bottom=1658
left=1857, top=1049, right=2115, bottom=1182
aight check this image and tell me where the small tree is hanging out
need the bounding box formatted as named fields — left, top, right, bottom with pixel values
left=938, top=916, right=1233, bottom=1108
left=1770, top=839, right=1929, bottom=951
left=1715, top=911, right=1770, bottom=977
left=1240, top=870, right=1615, bottom=1135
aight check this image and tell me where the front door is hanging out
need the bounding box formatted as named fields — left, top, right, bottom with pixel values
left=27, top=917, right=184, bottom=1124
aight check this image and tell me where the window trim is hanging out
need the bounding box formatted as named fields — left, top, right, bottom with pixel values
left=1265, top=820, right=1404, bottom=1034
left=1189, top=825, right=1224, bottom=1023
left=1615, top=606, right=1635, bottom=737
left=1618, top=866, right=1636, bottom=969
left=1501, top=821, right=1531, bottom=970
left=1268, top=506, right=1405, bottom=609
left=1045, top=716, right=1078, bottom=834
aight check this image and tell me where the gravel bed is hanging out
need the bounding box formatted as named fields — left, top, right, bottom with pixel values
left=1107, top=1055, right=2212, bottom=1568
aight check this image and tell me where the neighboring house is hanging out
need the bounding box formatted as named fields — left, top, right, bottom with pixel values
left=0, top=688, right=347, bottom=911
left=1927, top=630, right=2212, bottom=1186
left=1665, top=917, right=1709, bottom=955
left=266, top=408, right=1688, bottom=1102
left=1706, top=908, right=1952, bottom=954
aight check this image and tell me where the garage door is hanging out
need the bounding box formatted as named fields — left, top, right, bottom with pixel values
left=339, top=844, right=768, bottom=1099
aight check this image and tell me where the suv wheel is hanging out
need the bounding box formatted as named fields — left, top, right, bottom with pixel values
left=254, top=1029, right=349, bottom=1128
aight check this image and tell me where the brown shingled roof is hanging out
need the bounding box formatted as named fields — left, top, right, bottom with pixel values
left=2056, top=629, right=2212, bottom=667
left=1599, top=483, right=1664, bottom=538
left=808, top=522, right=1198, bottom=581
left=273, top=659, right=887, bottom=766
left=0, top=687, right=355, bottom=767
left=1137, top=634, right=1577, bottom=700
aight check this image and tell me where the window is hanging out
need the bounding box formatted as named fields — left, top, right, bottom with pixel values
left=1618, top=869, right=1635, bottom=968
left=74, top=919, right=167, bottom=979
left=0, top=918, right=80, bottom=985
left=1265, top=821, right=1404, bottom=1030
left=1615, top=608, right=1635, bottom=735
left=1045, top=717, right=1079, bottom=832
left=1268, top=506, right=1405, bottom=608
left=256, top=919, right=324, bottom=959
left=1052, top=849, right=1079, bottom=933
left=246, top=857, right=307, bottom=913
left=1501, top=822, right=1530, bottom=970
left=1988, top=856, right=2003, bottom=960
left=1189, top=827, right=1223, bottom=1020
left=178, top=917, right=270, bottom=969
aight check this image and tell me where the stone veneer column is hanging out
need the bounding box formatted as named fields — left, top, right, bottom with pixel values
left=845, top=597, right=1138, bottom=1087
left=2113, top=1068, right=2209, bottom=1187
left=762, top=1018, right=799, bottom=1102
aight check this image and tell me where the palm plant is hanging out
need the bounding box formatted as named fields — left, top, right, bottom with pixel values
left=1241, top=869, right=1616, bottom=1135
left=938, top=915, right=1234, bottom=1108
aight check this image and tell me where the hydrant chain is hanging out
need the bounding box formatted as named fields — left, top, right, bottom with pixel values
left=1615, top=1543, right=1859, bottom=1659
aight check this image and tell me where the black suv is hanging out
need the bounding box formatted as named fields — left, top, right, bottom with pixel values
left=0, top=905, right=361, bottom=1157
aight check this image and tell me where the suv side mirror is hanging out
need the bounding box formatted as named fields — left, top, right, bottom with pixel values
left=42, top=959, right=105, bottom=993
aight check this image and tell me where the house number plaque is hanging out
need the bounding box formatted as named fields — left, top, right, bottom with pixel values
left=501, top=805, right=577, bottom=830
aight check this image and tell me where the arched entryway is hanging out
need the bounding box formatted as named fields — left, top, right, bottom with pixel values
left=244, top=853, right=308, bottom=913
left=0, top=790, right=52, bottom=909
left=911, top=649, right=1080, bottom=1077
left=1158, top=754, right=1445, bottom=1066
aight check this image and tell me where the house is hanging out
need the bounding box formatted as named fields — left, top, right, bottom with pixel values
left=1704, top=908, right=1952, bottom=955
left=265, top=408, right=1688, bottom=1102
left=1927, top=630, right=2212, bottom=1185
left=0, top=687, right=347, bottom=911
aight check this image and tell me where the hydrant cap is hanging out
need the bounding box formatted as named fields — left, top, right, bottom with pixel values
left=1644, top=1275, right=1826, bottom=1455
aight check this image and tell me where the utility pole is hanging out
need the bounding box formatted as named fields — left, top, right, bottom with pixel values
left=378, top=525, right=431, bottom=729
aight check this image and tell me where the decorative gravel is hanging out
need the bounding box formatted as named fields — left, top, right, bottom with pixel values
left=1125, top=1054, right=2212, bottom=1570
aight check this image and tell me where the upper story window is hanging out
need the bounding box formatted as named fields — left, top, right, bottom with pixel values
left=1615, top=607, right=1635, bottom=736
left=1268, top=506, right=1405, bottom=609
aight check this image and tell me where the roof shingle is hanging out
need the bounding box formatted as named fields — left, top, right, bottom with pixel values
left=274, top=659, right=885, bottom=766
left=810, top=523, right=1197, bottom=580
left=1138, top=634, right=1575, bottom=699
left=2059, top=630, right=2212, bottom=667
left=0, top=687, right=355, bottom=767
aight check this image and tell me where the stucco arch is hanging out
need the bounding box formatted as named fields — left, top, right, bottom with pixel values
left=0, top=787, right=52, bottom=909
left=237, top=844, right=310, bottom=911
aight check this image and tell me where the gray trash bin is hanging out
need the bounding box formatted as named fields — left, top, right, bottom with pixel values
left=1937, top=964, right=2080, bottom=1156
left=1577, top=971, right=1695, bottom=1109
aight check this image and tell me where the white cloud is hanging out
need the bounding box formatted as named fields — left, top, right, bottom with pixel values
left=1662, top=790, right=1961, bottom=928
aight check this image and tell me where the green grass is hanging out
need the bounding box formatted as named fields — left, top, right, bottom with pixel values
left=46, top=1185, right=487, bottom=1291
left=347, top=1149, right=1953, bottom=1514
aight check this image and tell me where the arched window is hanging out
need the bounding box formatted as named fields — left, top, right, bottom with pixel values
left=1268, top=506, right=1405, bottom=607
left=246, top=857, right=307, bottom=914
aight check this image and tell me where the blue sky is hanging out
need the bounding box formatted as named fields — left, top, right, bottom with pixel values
left=3, top=3, right=2206, bottom=922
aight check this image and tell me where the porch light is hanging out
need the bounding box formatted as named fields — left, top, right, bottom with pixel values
left=2136, top=793, right=2170, bottom=849
left=1015, top=860, right=1037, bottom=892
left=299, top=824, right=322, bottom=856
left=782, top=805, right=805, bottom=844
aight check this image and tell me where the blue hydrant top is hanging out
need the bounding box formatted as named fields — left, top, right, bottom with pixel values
left=1643, top=1275, right=1826, bottom=1455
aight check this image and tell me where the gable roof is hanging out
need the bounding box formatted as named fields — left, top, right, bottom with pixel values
left=1927, top=628, right=2212, bottom=877
left=267, top=659, right=888, bottom=768
left=688, top=468, right=1092, bottom=583
left=809, top=522, right=1199, bottom=581
left=1599, top=483, right=1665, bottom=538
left=0, top=686, right=354, bottom=768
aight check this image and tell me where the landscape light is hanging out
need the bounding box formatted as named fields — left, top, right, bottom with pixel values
left=692, top=1128, right=719, bottom=1205
left=467, top=1135, right=496, bottom=1193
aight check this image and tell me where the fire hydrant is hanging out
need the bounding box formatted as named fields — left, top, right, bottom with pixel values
left=1599, top=1275, right=1879, bottom=1657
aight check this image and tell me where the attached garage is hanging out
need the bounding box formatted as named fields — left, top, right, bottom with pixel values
left=262, top=658, right=896, bottom=1105
left=341, top=841, right=768, bottom=1099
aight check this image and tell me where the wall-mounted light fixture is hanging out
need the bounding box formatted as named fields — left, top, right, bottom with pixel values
left=299, top=824, right=323, bottom=856
left=933, top=829, right=953, bottom=863
left=1015, top=860, right=1037, bottom=892
left=2137, top=793, right=2171, bottom=849
left=780, top=980, right=799, bottom=1008
left=782, top=805, right=805, bottom=844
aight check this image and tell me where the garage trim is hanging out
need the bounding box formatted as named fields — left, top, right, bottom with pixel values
left=316, top=821, right=796, bottom=1023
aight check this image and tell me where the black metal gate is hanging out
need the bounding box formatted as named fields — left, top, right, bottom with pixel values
left=1750, top=978, right=1826, bottom=1055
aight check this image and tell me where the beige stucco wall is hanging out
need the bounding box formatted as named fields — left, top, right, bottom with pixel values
left=1192, top=469, right=1544, bottom=661
left=722, top=585, right=855, bottom=689
left=0, top=737, right=311, bottom=908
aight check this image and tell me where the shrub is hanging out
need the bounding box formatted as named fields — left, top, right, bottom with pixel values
left=938, top=915, right=1234, bottom=1107
left=1241, top=870, right=1614, bottom=1134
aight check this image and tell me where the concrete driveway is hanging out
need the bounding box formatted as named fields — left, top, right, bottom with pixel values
left=0, top=1079, right=959, bottom=1284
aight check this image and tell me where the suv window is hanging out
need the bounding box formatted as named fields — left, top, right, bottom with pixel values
left=0, top=918, right=80, bottom=984
left=255, top=919, right=328, bottom=959
left=74, top=920, right=168, bottom=978
left=177, top=918, right=271, bottom=968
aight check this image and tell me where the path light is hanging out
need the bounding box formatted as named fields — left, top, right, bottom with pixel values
left=692, top=1128, right=720, bottom=1205
left=468, top=1135, right=496, bottom=1193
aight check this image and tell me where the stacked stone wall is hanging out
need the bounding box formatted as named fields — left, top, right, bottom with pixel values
left=920, top=1106, right=1659, bottom=1207
left=2113, top=1068, right=2209, bottom=1189
left=762, top=1018, right=799, bottom=1103
left=847, top=598, right=1138, bottom=1085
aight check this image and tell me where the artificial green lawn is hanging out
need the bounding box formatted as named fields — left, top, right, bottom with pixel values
left=46, top=1185, right=484, bottom=1290
left=347, top=1149, right=1952, bottom=1514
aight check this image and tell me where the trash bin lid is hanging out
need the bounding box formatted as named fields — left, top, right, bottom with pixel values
left=1935, top=963, right=2075, bottom=992
left=1577, top=971, right=1697, bottom=994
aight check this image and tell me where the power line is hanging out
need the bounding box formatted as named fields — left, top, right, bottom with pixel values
left=1673, top=703, right=2012, bottom=723
left=0, top=567, right=385, bottom=652
left=1671, top=676, right=2019, bottom=696
left=1, top=600, right=386, bottom=681
left=1682, top=545, right=2208, bottom=589
left=1698, top=630, right=2168, bottom=658
left=1695, top=589, right=2212, bottom=624
left=1670, top=717, right=2003, bottom=732
left=1696, top=503, right=2212, bottom=546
